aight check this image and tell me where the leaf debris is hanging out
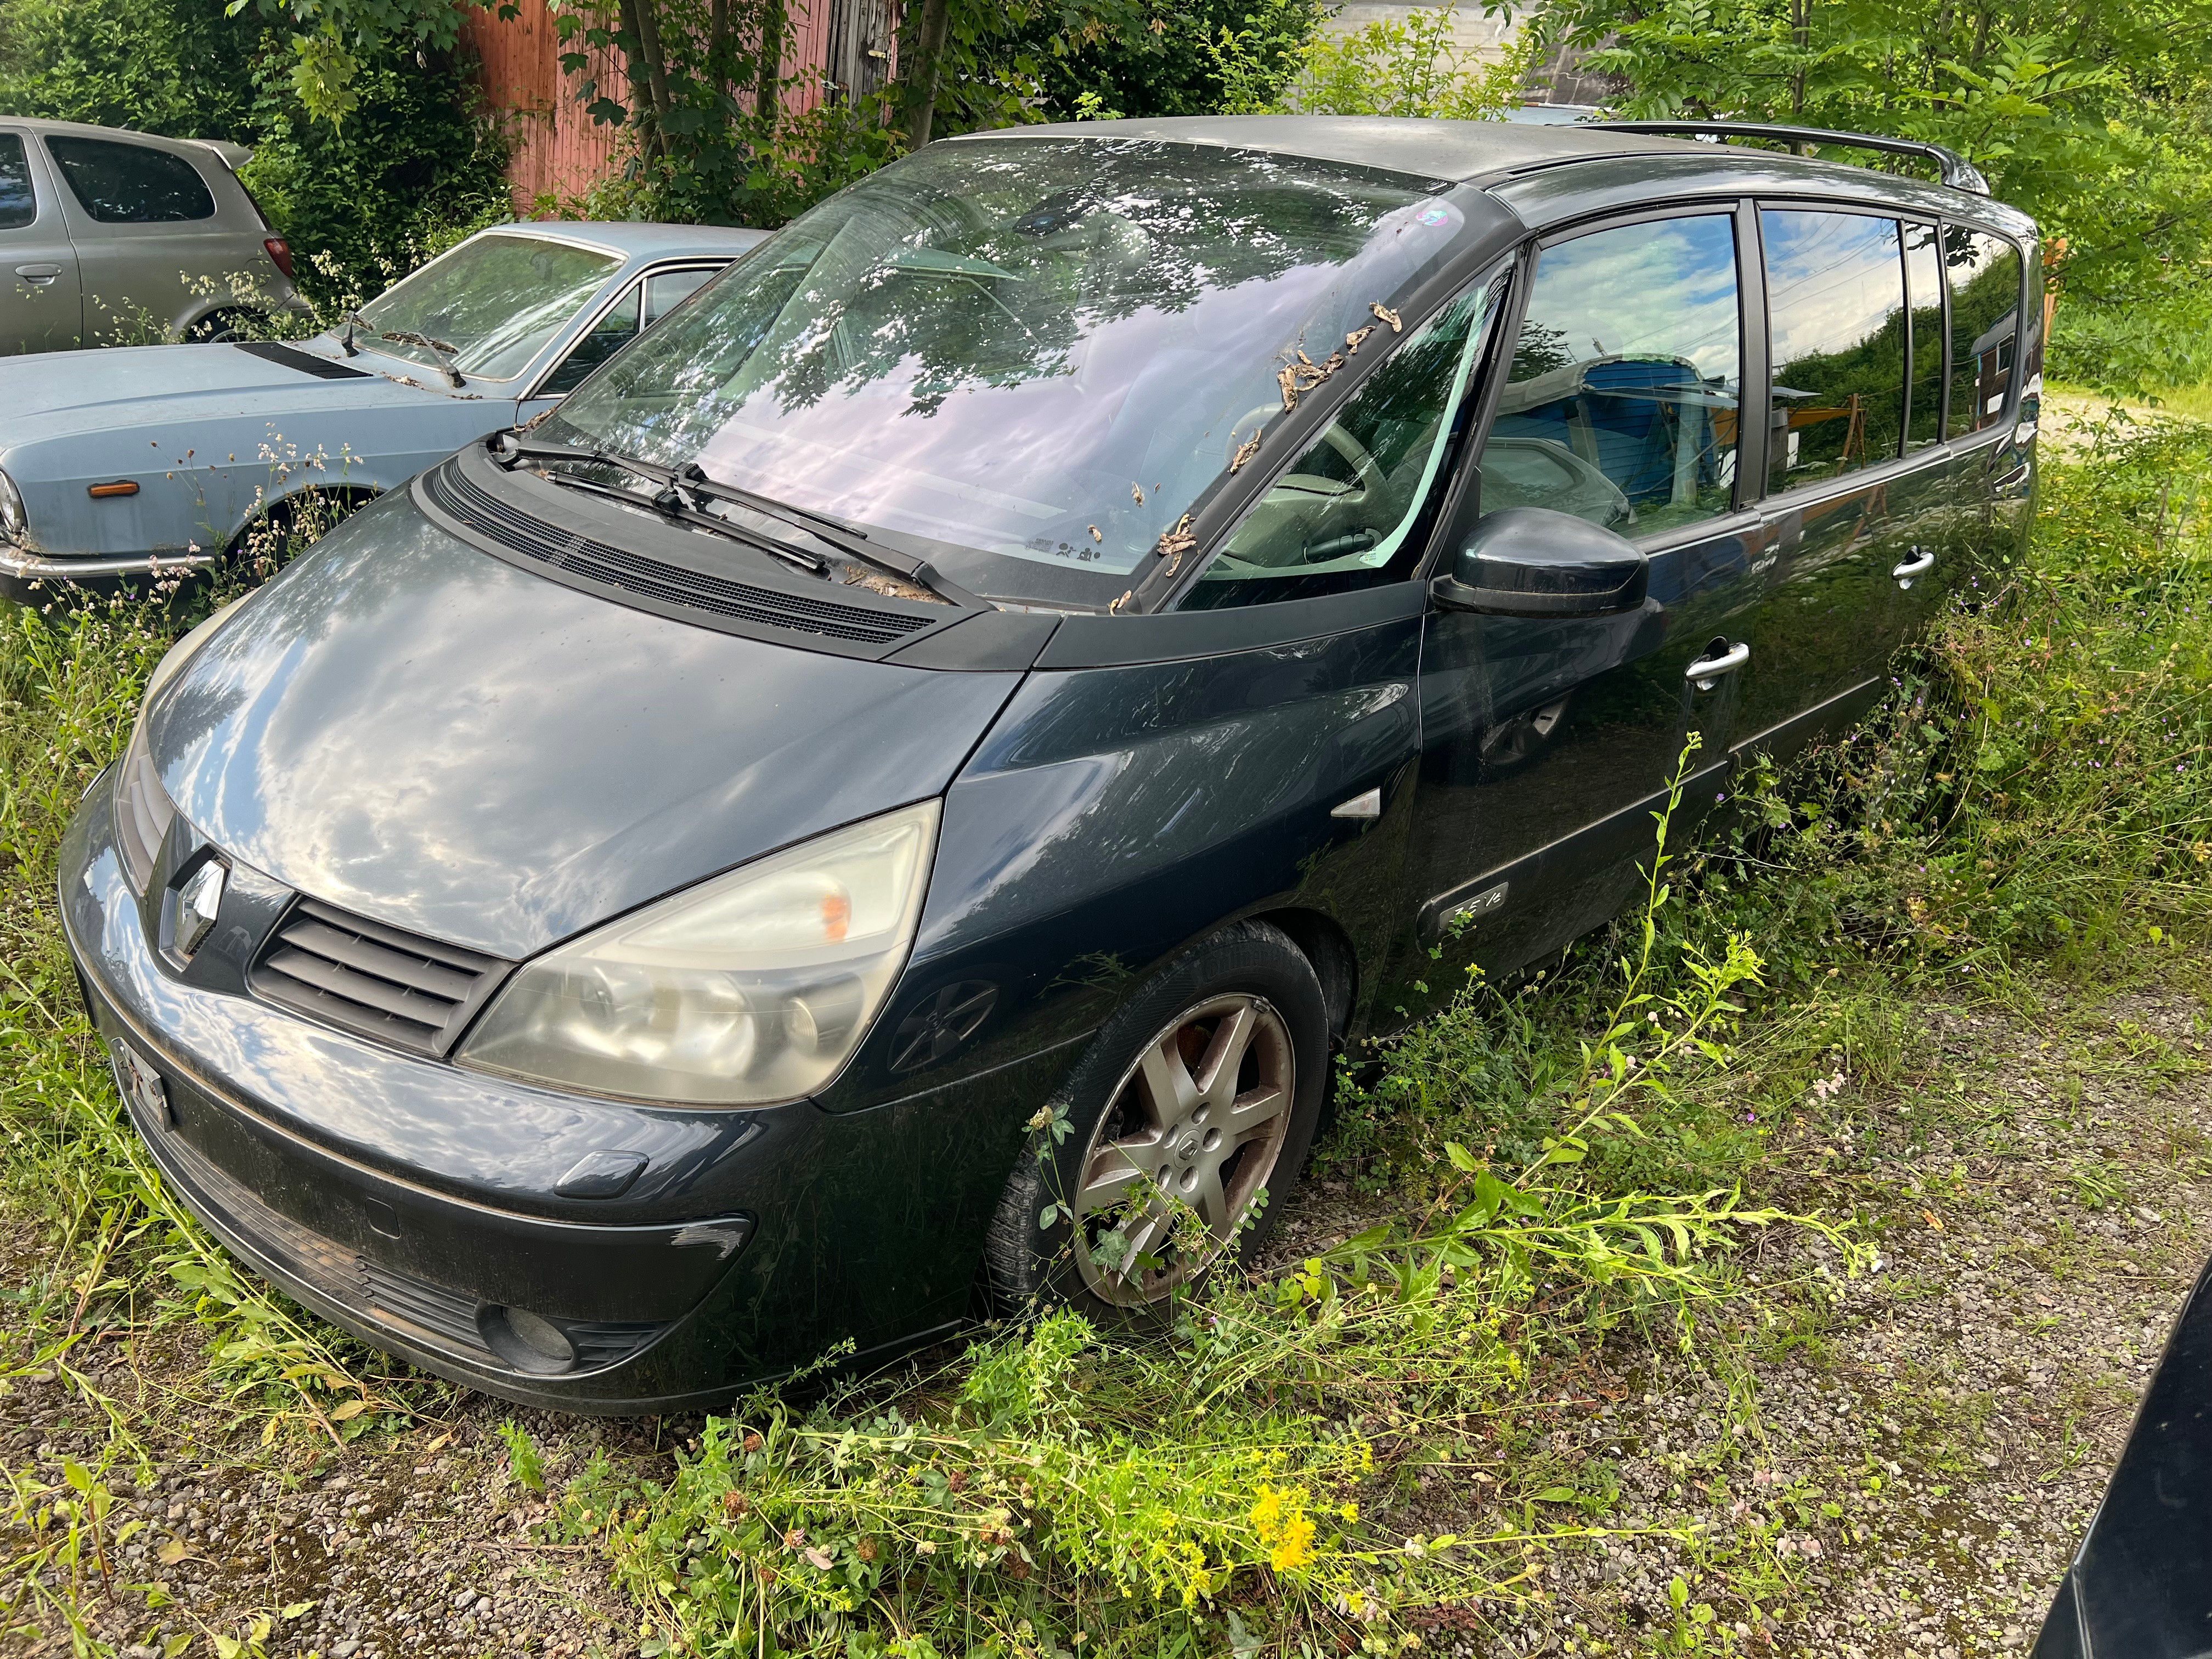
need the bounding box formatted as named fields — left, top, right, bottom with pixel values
left=1370, top=302, right=1402, bottom=332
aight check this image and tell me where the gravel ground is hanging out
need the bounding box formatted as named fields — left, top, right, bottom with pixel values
left=5, top=969, right=2205, bottom=1656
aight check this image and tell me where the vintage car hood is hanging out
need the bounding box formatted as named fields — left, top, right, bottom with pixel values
left=0, top=340, right=456, bottom=447
left=146, top=493, right=1021, bottom=960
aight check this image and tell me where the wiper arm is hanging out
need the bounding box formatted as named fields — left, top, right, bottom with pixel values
left=489, top=434, right=975, bottom=605
left=338, top=311, right=365, bottom=357
left=381, top=328, right=466, bottom=388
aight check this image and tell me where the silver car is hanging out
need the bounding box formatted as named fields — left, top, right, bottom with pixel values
left=0, top=220, right=764, bottom=600
left=0, top=116, right=303, bottom=352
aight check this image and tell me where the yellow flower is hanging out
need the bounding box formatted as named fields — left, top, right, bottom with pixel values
left=1249, top=1482, right=1317, bottom=1575
left=1269, top=1512, right=1316, bottom=1573
left=1339, top=1502, right=1359, bottom=1522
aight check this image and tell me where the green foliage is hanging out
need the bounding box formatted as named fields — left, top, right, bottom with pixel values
left=1283, top=4, right=1534, bottom=118
left=0, top=0, right=512, bottom=309
left=1020, top=0, right=1326, bottom=121
left=1521, top=0, right=2212, bottom=397
left=500, top=1418, right=547, bottom=1490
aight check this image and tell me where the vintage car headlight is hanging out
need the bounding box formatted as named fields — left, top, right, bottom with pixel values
left=458, top=800, right=939, bottom=1105
left=0, top=469, right=29, bottom=545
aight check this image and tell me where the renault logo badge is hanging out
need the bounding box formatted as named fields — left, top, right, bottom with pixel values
left=174, top=860, right=225, bottom=958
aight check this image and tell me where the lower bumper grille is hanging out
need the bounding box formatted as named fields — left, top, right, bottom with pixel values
left=137, top=1085, right=667, bottom=1376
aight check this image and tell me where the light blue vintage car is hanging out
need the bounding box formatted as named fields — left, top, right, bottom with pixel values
left=0, top=219, right=765, bottom=601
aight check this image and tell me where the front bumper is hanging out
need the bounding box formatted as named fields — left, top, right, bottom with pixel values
left=0, top=544, right=219, bottom=606
left=60, top=770, right=1051, bottom=1410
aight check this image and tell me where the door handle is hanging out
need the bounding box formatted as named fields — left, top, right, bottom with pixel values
left=1685, top=640, right=1750, bottom=691
left=1891, top=547, right=1936, bottom=587
left=14, top=263, right=59, bottom=285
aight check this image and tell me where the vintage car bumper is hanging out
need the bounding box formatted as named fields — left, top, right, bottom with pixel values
left=57, top=767, right=1030, bottom=1412
left=0, top=543, right=220, bottom=605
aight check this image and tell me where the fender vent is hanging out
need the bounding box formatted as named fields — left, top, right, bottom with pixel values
left=422, top=459, right=934, bottom=647
left=251, top=896, right=509, bottom=1056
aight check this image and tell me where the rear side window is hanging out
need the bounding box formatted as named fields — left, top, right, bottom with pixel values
left=1760, top=210, right=1906, bottom=491
left=0, top=135, right=35, bottom=230
left=539, top=283, right=642, bottom=397
left=1480, top=213, right=1741, bottom=537
left=1903, top=222, right=1946, bottom=450
left=1946, top=229, right=2023, bottom=436
left=45, top=136, right=214, bottom=223
left=644, top=266, right=716, bottom=325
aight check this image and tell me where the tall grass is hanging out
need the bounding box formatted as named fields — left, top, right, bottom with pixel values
left=0, top=412, right=2207, bottom=1654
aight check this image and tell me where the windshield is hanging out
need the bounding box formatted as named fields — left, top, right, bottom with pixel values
left=357, top=233, right=621, bottom=382
left=544, top=138, right=1481, bottom=604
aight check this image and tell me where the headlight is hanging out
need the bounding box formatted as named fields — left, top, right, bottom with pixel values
left=457, top=800, right=940, bottom=1105
left=0, top=469, right=28, bottom=545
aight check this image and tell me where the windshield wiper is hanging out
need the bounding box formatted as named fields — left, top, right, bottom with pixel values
left=380, top=329, right=466, bottom=388
left=489, top=435, right=974, bottom=605
left=338, top=311, right=365, bottom=357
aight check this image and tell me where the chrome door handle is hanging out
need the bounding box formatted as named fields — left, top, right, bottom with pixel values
left=14, top=263, right=59, bottom=285
left=1892, top=547, right=1936, bottom=586
left=1686, top=641, right=1750, bottom=691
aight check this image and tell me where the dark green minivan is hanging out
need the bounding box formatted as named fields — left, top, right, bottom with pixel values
left=63, top=116, right=2039, bottom=1409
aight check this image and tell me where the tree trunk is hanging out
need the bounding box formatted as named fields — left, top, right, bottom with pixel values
left=619, top=0, right=676, bottom=157
left=757, top=0, right=785, bottom=123
left=710, top=0, right=731, bottom=103
left=904, top=0, right=953, bottom=149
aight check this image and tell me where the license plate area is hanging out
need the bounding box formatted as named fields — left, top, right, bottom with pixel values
left=109, top=1036, right=172, bottom=1127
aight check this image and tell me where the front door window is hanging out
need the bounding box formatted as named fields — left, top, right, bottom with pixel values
left=1479, top=214, right=1742, bottom=536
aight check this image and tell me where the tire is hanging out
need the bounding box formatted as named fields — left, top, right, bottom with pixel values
left=985, top=919, right=1329, bottom=1321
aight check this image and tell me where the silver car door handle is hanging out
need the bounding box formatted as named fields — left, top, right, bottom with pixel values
left=1892, top=547, right=1937, bottom=585
left=1686, top=641, right=1750, bottom=690
left=14, top=263, right=59, bottom=285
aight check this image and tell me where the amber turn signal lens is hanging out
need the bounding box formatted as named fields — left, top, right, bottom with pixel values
left=88, top=481, right=139, bottom=499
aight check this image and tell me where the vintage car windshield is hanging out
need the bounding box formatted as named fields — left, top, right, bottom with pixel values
left=356, top=233, right=621, bottom=382
left=543, top=138, right=1480, bottom=603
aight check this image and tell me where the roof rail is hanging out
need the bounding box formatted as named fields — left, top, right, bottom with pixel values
left=1589, top=120, right=1990, bottom=196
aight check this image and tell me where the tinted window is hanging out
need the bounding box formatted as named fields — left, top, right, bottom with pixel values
left=0, top=135, right=35, bottom=230
left=1903, top=222, right=1945, bottom=449
left=539, top=283, right=642, bottom=397
left=1762, top=210, right=1905, bottom=491
left=547, top=138, right=1482, bottom=607
left=45, top=137, right=213, bottom=223
left=1480, top=214, right=1741, bottom=537
left=644, top=266, right=716, bottom=324
left=1947, top=229, right=2023, bottom=437
left=1186, top=280, right=1495, bottom=608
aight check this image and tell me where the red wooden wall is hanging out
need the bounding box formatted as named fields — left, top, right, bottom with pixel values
left=461, top=1, right=902, bottom=213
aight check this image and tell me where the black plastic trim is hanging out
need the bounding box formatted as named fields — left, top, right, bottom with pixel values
left=1039, top=576, right=1429, bottom=668
left=233, top=340, right=371, bottom=380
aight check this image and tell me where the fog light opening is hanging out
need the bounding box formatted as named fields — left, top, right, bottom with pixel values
left=476, top=1305, right=579, bottom=1374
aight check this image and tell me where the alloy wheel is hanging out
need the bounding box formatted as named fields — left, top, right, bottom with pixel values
left=1070, top=992, right=1295, bottom=1306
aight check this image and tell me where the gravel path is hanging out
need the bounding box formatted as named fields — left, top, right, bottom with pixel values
left=5, top=970, right=2205, bottom=1656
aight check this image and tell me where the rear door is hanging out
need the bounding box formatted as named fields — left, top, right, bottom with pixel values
left=0, top=129, right=81, bottom=353
left=1410, top=206, right=1761, bottom=984
left=41, top=133, right=247, bottom=345
left=1731, top=206, right=1933, bottom=762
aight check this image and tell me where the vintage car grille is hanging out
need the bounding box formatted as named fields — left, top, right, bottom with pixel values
left=250, top=896, right=509, bottom=1057
left=422, top=459, right=934, bottom=647
left=112, top=736, right=174, bottom=895
left=146, top=1102, right=666, bottom=1374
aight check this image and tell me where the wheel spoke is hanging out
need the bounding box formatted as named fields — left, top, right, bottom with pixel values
left=1137, top=1032, right=1200, bottom=1129
left=1193, top=1002, right=1257, bottom=1109
left=1189, top=1164, right=1231, bottom=1234
left=1074, top=1144, right=1154, bottom=1214
left=1113, top=1206, right=1169, bottom=1280
left=1223, top=1082, right=1288, bottom=1141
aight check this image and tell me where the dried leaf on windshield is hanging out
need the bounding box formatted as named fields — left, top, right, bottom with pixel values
left=1229, top=432, right=1263, bottom=473
left=1370, top=302, right=1402, bottom=332
left=1345, top=325, right=1375, bottom=354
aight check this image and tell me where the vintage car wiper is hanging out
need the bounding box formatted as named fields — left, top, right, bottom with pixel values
left=489, top=435, right=973, bottom=604
left=380, top=329, right=466, bottom=388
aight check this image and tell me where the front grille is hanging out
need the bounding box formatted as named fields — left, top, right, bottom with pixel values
left=250, top=896, right=508, bottom=1056
left=422, top=459, right=934, bottom=647
left=140, top=1097, right=665, bottom=1374
left=112, top=734, right=174, bottom=895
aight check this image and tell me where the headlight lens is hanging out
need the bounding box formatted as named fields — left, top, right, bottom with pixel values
left=0, top=469, right=28, bottom=545
left=457, top=800, right=940, bottom=1105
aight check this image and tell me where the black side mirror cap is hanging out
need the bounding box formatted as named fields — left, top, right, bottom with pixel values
left=1430, top=506, right=1649, bottom=618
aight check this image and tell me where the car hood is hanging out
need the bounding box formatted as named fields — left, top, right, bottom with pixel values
left=0, top=340, right=452, bottom=448
left=146, top=493, right=1023, bottom=960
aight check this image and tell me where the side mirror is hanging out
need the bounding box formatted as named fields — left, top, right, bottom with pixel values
left=1431, top=506, right=1649, bottom=618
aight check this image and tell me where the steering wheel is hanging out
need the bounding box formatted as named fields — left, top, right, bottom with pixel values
left=1225, top=404, right=1385, bottom=498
